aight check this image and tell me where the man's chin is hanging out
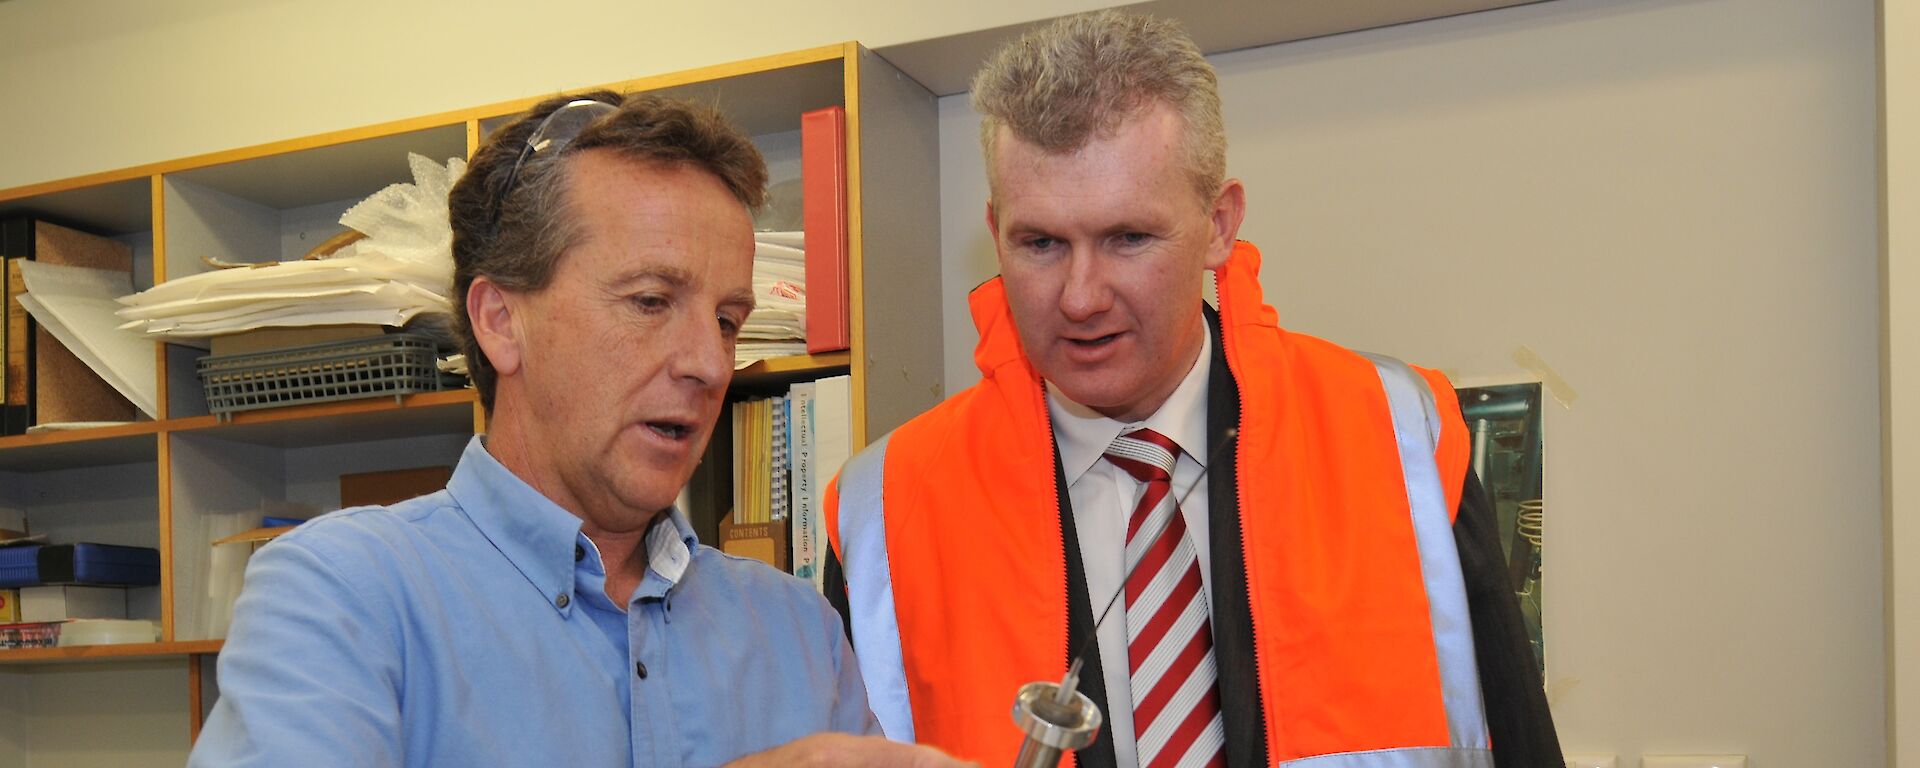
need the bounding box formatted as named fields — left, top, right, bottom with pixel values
left=1049, top=379, right=1142, bottom=414
left=609, top=465, right=697, bottom=516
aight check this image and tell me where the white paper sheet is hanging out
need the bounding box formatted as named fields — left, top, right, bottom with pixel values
left=754, top=231, right=805, bottom=250
left=15, top=262, right=160, bottom=419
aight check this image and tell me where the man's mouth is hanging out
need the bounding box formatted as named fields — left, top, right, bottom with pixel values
left=1067, top=332, right=1122, bottom=348
left=646, top=421, right=692, bottom=440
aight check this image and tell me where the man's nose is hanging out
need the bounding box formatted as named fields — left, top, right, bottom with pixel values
left=1058, top=248, right=1113, bottom=322
left=671, top=314, right=733, bottom=390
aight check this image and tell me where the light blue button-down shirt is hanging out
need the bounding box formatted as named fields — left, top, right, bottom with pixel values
left=191, top=437, right=877, bottom=767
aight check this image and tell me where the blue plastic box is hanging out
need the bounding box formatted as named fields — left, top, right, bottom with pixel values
left=0, top=543, right=161, bottom=588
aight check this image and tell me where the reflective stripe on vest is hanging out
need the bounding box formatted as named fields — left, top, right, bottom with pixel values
left=1281, top=746, right=1495, bottom=768
left=833, top=432, right=916, bottom=742
left=1363, top=353, right=1491, bottom=751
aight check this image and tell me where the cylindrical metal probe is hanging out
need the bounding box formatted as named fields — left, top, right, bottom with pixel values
left=1011, top=658, right=1102, bottom=768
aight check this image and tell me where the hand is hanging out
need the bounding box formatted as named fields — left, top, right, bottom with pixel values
left=724, top=733, right=978, bottom=768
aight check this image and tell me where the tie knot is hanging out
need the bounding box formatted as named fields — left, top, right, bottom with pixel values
left=1103, top=428, right=1181, bottom=483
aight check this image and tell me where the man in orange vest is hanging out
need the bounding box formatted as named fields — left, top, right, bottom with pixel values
left=826, top=10, right=1561, bottom=768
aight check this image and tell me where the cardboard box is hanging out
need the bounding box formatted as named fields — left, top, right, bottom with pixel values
left=32, top=222, right=138, bottom=426
left=21, top=585, right=127, bottom=622
left=718, top=511, right=789, bottom=571
left=340, top=466, right=452, bottom=509
left=209, top=324, right=385, bottom=357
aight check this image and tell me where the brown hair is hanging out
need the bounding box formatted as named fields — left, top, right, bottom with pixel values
left=448, top=91, right=767, bottom=411
left=971, top=10, right=1225, bottom=206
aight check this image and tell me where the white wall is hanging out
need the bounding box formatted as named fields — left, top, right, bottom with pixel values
left=942, top=0, right=1883, bottom=764
left=0, top=0, right=1118, bottom=192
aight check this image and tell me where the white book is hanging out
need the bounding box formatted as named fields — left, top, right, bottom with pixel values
left=788, top=382, right=820, bottom=589
left=812, top=375, right=854, bottom=568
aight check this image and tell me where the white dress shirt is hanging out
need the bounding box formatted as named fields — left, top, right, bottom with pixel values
left=1045, top=316, right=1215, bottom=768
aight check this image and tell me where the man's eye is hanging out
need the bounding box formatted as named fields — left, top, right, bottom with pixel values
left=1025, top=236, right=1059, bottom=251
left=633, top=294, right=669, bottom=312
left=718, top=314, right=743, bottom=338
left=1118, top=232, right=1152, bottom=247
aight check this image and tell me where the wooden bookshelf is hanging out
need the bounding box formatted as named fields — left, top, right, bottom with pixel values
left=733, top=350, right=852, bottom=388
left=0, top=421, right=163, bottom=471
left=163, top=389, right=479, bottom=446
left=0, top=639, right=222, bottom=666
left=0, top=40, right=943, bottom=761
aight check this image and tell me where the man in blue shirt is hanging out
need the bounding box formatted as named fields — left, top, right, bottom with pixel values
left=190, top=92, right=971, bottom=768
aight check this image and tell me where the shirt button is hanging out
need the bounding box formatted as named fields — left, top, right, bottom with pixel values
left=575, top=544, right=585, bottom=562
left=556, top=593, right=570, bottom=609
left=636, top=661, right=649, bottom=679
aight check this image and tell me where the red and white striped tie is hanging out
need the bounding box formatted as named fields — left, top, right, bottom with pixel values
left=1104, top=428, right=1225, bottom=768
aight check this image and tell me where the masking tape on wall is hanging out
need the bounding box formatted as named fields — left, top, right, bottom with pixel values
left=1545, top=676, right=1580, bottom=707
left=1513, top=345, right=1577, bottom=409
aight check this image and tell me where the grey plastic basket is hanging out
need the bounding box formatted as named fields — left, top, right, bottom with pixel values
left=197, top=333, right=450, bottom=420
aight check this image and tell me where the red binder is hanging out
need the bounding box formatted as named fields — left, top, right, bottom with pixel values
left=801, top=106, right=850, bottom=353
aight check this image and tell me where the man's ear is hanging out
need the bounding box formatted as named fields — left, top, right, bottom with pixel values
left=1204, top=178, right=1247, bottom=271
left=467, top=276, right=523, bottom=377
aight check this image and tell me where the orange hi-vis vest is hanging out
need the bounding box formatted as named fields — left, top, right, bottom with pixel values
left=826, top=242, right=1489, bottom=767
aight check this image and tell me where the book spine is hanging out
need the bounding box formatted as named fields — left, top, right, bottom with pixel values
left=731, top=401, right=747, bottom=526
left=2, top=259, right=29, bottom=435
left=771, top=395, right=789, bottom=523
left=753, top=398, right=768, bottom=524
left=806, top=375, right=852, bottom=590
left=801, top=106, right=850, bottom=353
left=789, top=384, right=819, bottom=589
left=0, top=220, right=32, bottom=435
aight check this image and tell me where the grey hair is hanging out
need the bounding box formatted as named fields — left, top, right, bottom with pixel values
left=971, top=10, right=1226, bottom=207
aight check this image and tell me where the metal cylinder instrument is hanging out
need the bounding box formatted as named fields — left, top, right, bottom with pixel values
left=1009, top=662, right=1102, bottom=768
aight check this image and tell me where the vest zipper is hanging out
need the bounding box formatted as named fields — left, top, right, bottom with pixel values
left=1215, top=265, right=1272, bottom=760
left=1042, top=375, right=1071, bottom=682
left=1040, top=375, right=1083, bottom=768
left=1236, top=390, right=1270, bottom=760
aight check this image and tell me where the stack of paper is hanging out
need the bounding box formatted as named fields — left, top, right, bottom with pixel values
left=736, top=231, right=807, bottom=368
left=115, top=253, right=448, bottom=338
left=116, top=155, right=463, bottom=340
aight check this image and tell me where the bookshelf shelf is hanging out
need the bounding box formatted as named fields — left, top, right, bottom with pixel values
left=166, top=127, right=467, bottom=212
left=0, top=175, right=154, bottom=236
left=0, top=421, right=163, bottom=471
left=0, top=639, right=222, bottom=666
left=733, top=351, right=852, bottom=388
left=162, top=389, right=478, bottom=449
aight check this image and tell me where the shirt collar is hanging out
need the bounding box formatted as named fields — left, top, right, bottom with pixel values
left=573, top=504, right=698, bottom=607
left=1047, top=313, right=1214, bottom=485
left=643, top=505, right=696, bottom=586
left=447, top=436, right=585, bottom=616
